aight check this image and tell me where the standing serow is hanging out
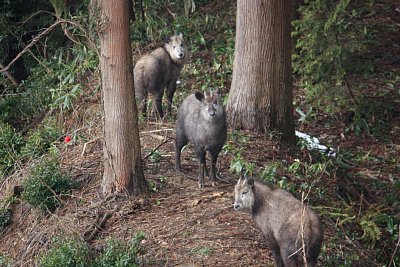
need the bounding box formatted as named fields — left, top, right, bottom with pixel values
left=175, top=90, right=227, bottom=188
left=234, top=177, right=323, bottom=267
left=134, top=33, right=186, bottom=118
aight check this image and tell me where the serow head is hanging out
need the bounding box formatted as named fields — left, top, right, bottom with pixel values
left=233, top=177, right=255, bottom=211
left=195, top=90, right=224, bottom=121
left=166, top=33, right=186, bottom=63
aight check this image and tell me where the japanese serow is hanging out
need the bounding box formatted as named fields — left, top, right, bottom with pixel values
left=234, top=177, right=323, bottom=267
left=175, top=90, right=227, bottom=188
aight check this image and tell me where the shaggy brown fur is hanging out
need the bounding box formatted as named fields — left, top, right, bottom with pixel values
left=134, top=33, right=186, bottom=118
left=175, top=91, right=227, bottom=188
left=234, top=177, right=323, bottom=267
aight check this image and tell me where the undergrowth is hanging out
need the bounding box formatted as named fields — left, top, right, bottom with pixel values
left=21, top=156, right=78, bottom=212
left=38, top=233, right=146, bottom=267
left=224, top=128, right=399, bottom=266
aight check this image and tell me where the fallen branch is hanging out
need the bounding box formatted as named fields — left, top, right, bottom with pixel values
left=81, top=138, right=101, bottom=157
left=0, top=62, right=19, bottom=85
left=83, top=211, right=113, bottom=242
left=142, top=138, right=170, bottom=160
left=140, top=128, right=174, bottom=134
left=388, top=224, right=400, bottom=267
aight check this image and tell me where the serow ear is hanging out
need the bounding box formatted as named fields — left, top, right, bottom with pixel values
left=246, top=177, right=254, bottom=187
left=179, top=32, right=183, bottom=39
left=163, top=36, right=170, bottom=44
left=195, top=92, right=205, bottom=102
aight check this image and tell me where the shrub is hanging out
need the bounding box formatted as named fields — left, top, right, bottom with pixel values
left=39, top=237, right=90, bottom=267
left=94, top=233, right=146, bottom=267
left=0, top=253, right=12, bottom=267
left=21, top=157, right=78, bottom=211
left=292, top=0, right=370, bottom=111
left=38, top=233, right=146, bottom=267
left=20, top=120, right=61, bottom=160
left=0, top=123, right=24, bottom=177
left=0, top=206, right=12, bottom=232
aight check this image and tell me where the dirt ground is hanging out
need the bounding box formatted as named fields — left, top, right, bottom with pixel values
left=1, top=117, right=285, bottom=266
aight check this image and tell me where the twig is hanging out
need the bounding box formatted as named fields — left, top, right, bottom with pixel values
left=0, top=20, right=64, bottom=73
left=174, top=167, right=198, bottom=181
left=0, top=18, right=97, bottom=73
left=140, top=128, right=174, bottom=134
left=344, top=75, right=359, bottom=106
left=142, top=138, right=170, bottom=160
left=388, top=224, right=400, bottom=267
left=0, top=62, right=18, bottom=85
left=36, top=175, right=64, bottom=206
left=83, top=211, right=113, bottom=242
left=81, top=138, right=101, bottom=157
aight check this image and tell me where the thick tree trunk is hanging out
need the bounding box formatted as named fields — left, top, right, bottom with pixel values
left=227, top=0, right=295, bottom=143
left=98, top=0, right=146, bottom=195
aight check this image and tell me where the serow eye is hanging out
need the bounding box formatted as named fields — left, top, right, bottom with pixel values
left=242, top=191, right=248, bottom=196
left=173, top=46, right=176, bottom=49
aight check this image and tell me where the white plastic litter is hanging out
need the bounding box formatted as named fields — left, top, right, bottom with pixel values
left=295, top=130, right=336, bottom=157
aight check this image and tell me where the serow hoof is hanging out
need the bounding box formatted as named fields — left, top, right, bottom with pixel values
left=198, top=182, right=205, bottom=189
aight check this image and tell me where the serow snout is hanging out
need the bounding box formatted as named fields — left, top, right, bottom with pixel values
left=178, top=52, right=184, bottom=58
left=233, top=203, right=241, bottom=211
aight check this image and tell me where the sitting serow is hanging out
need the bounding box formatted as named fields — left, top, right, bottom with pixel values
left=134, top=33, right=186, bottom=118
left=175, top=90, right=227, bottom=188
left=234, top=177, right=323, bottom=267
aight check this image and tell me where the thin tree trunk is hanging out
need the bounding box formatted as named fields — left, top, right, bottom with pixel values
left=227, top=0, right=295, bottom=143
left=98, top=0, right=146, bottom=195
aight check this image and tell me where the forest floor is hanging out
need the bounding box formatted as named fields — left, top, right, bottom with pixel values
left=1, top=1, right=400, bottom=266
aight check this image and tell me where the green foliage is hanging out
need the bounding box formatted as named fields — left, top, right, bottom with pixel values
left=319, top=241, right=360, bottom=267
left=38, top=233, right=146, bottom=267
left=149, top=150, right=162, bottom=164
left=0, top=119, right=61, bottom=179
left=0, top=253, right=13, bottom=267
left=20, top=120, right=61, bottom=160
left=229, top=154, right=254, bottom=176
left=39, top=237, right=90, bottom=267
left=0, top=67, right=51, bottom=127
left=1, top=45, right=97, bottom=129
left=21, top=157, right=78, bottom=211
left=0, top=123, right=24, bottom=177
left=359, top=212, right=381, bottom=246
left=94, top=233, right=146, bottom=267
left=352, top=95, right=395, bottom=138
left=259, top=162, right=282, bottom=184
left=295, top=106, right=313, bottom=124
left=188, top=246, right=214, bottom=256
left=292, top=0, right=370, bottom=110
left=49, top=46, right=98, bottom=111
left=0, top=206, right=12, bottom=232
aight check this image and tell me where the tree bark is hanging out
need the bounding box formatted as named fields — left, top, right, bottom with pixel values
left=98, top=0, right=146, bottom=195
left=227, top=0, right=295, bottom=143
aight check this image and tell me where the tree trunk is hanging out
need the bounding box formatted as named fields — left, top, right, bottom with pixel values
left=227, top=0, right=295, bottom=143
left=98, top=0, right=146, bottom=195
